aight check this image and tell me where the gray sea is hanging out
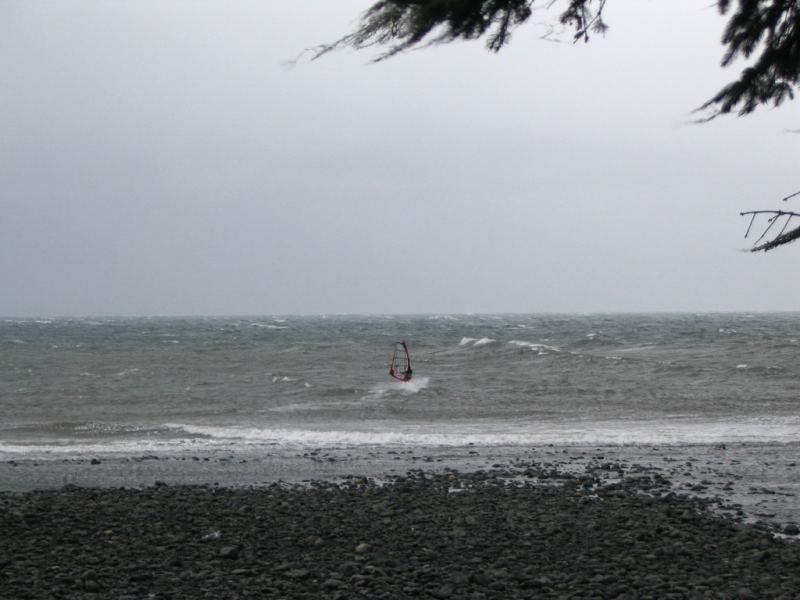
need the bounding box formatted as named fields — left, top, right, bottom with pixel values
left=2, top=313, right=800, bottom=459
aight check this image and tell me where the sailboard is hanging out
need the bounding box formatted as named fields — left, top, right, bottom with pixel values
left=388, top=341, right=413, bottom=382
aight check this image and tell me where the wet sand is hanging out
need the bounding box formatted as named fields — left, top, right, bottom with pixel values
left=2, top=442, right=799, bottom=530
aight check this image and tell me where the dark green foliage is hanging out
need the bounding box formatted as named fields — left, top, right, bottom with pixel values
left=558, top=0, right=608, bottom=43
left=323, top=0, right=800, bottom=118
left=701, top=0, right=800, bottom=117
left=317, top=0, right=537, bottom=59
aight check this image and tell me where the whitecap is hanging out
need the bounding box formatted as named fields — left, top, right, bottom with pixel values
left=508, top=340, right=560, bottom=354
left=251, top=322, right=289, bottom=329
left=459, top=337, right=496, bottom=347
left=113, top=368, right=141, bottom=377
left=363, top=376, right=431, bottom=400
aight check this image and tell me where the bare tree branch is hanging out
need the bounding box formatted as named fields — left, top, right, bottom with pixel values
left=776, top=213, right=795, bottom=238
left=782, top=190, right=800, bottom=202
left=741, top=205, right=800, bottom=252
left=744, top=213, right=757, bottom=238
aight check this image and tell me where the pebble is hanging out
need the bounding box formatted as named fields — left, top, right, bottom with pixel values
left=218, top=545, right=239, bottom=559
left=2, top=469, right=800, bottom=599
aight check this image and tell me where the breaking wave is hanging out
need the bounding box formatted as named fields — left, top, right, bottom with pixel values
left=4, top=416, right=800, bottom=461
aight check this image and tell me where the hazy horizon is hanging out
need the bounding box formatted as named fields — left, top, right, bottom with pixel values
left=5, top=309, right=800, bottom=320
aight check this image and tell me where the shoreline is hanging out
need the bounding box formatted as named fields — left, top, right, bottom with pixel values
left=2, top=441, right=799, bottom=533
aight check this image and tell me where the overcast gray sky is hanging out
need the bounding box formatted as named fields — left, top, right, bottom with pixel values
left=2, top=0, right=799, bottom=316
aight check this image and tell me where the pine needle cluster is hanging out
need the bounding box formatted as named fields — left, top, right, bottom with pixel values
left=319, top=0, right=800, bottom=119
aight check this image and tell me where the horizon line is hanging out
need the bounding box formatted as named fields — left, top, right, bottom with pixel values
left=3, top=310, right=800, bottom=320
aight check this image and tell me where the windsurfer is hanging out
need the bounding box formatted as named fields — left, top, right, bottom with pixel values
left=389, top=341, right=413, bottom=382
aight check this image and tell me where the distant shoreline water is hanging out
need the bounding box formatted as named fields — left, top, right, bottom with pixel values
left=2, top=313, right=800, bottom=459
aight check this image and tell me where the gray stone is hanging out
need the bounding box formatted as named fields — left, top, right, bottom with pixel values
left=287, top=568, right=309, bottom=578
left=323, top=578, right=344, bottom=589
left=430, top=584, right=454, bottom=599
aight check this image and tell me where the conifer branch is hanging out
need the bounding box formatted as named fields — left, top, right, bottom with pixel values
left=563, top=0, right=607, bottom=43
left=740, top=207, right=800, bottom=252
left=321, top=1, right=800, bottom=119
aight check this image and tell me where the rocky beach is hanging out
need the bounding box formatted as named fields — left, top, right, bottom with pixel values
left=2, top=445, right=800, bottom=599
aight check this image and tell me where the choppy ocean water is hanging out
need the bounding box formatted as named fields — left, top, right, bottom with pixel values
left=2, top=313, right=800, bottom=460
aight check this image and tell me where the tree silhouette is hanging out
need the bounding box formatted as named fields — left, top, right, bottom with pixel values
left=319, top=0, right=799, bottom=119
left=741, top=191, right=800, bottom=252
left=318, top=1, right=800, bottom=250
